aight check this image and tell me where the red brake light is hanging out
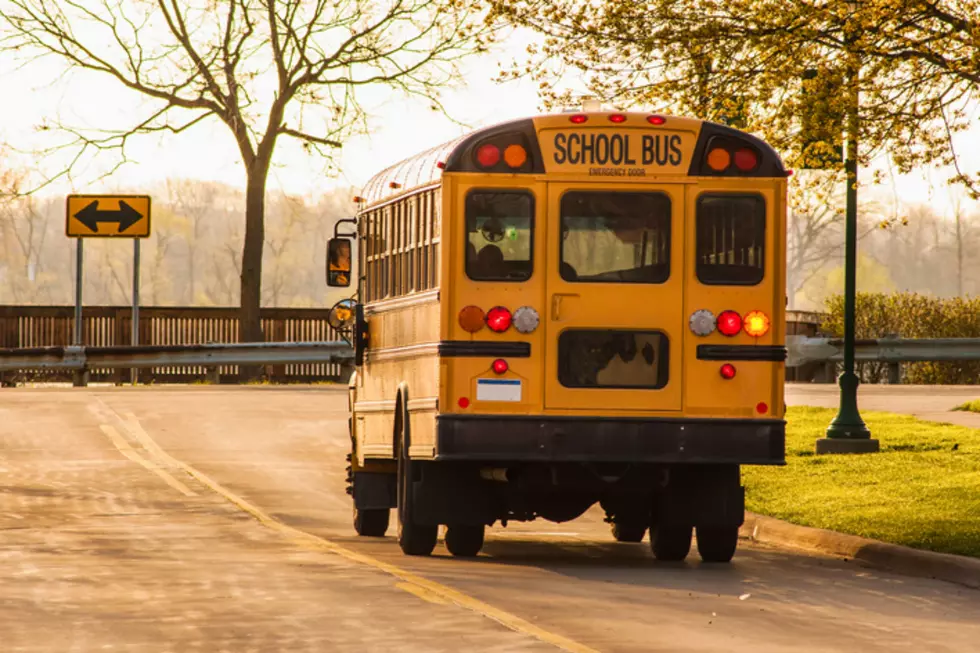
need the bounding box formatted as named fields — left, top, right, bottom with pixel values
left=717, top=310, right=742, bottom=337
left=492, top=359, right=508, bottom=374
left=647, top=115, right=666, bottom=125
left=476, top=144, right=500, bottom=168
left=569, top=114, right=588, bottom=124
left=734, top=147, right=759, bottom=171
left=609, top=113, right=626, bottom=123
left=486, top=306, right=512, bottom=333
left=720, top=364, right=737, bottom=380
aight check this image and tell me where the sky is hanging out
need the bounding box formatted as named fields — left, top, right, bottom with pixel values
left=0, top=9, right=977, bottom=220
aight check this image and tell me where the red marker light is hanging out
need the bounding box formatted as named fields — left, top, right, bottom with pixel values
left=717, top=310, right=742, bottom=337
left=569, top=114, right=588, bottom=124
left=492, top=359, right=508, bottom=374
left=734, top=147, right=759, bottom=171
left=609, top=113, right=627, bottom=123
left=720, top=364, right=737, bottom=380
left=756, top=402, right=769, bottom=414
left=476, top=144, right=501, bottom=167
left=458, top=397, right=470, bottom=409
left=437, top=161, right=446, bottom=169
left=647, top=115, right=666, bottom=125
left=486, top=306, right=512, bottom=333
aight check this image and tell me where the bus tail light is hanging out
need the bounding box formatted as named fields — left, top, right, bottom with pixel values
left=513, top=306, right=539, bottom=334
left=504, top=144, right=528, bottom=168
left=734, top=147, right=760, bottom=172
left=717, top=310, right=742, bottom=336
left=476, top=144, right=501, bottom=168
left=492, top=359, right=509, bottom=374
left=720, top=364, right=737, bottom=380
left=459, top=305, right=486, bottom=333
left=743, top=310, right=770, bottom=337
left=706, top=147, right=731, bottom=172
left=486, top=306, right=512, bottom=333
left=689, top=309, right=716, bottom=336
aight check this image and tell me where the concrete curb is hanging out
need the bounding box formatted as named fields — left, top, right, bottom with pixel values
left=740, top=512, right=980, bottom=590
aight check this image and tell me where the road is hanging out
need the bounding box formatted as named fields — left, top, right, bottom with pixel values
left=786, top=383, right=980, bottom=427
left=1, top=386, right=978, bottom=652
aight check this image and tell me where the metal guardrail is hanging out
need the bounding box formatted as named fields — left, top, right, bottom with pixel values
left=787, top=335, right=980, bottom=367
left=0, top=341, right=354, bottom=373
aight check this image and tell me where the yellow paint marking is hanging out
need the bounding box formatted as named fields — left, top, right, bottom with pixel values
left=395, top=581, right=451, bottom=605
left=115, top=412, right=598, bottom=653
left=99, top=425, right=196, bottom=497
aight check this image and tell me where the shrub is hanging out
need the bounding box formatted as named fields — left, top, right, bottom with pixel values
left=821, top=292, right=980, bottom=384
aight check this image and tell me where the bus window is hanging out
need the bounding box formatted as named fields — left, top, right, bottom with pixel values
left=465, top=190, right=534, bottom=281
left=696, top=194, right=765, bottom=285
left=559, top=192, right=671, bottom=283
left=558, top=329, right=669, bottom=389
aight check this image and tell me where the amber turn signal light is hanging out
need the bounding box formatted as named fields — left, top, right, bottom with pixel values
left=458, top=305, right=485, bottom=333
left=743, top=310, right=770, bottom=338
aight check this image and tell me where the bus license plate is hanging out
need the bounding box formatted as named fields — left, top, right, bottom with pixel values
left=476, top=378, right=522, bottom=402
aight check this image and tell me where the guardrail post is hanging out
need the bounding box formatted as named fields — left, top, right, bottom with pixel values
left=205, top=366, right=220, bottom=384
left=72, top=368, right=89, bottom=387
left=883, top=333, right=900, bottom=385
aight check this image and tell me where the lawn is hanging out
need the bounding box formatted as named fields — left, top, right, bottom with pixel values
left=953, top=399, right=980, bottom=413
left=743, top=406, right=980, bottom=558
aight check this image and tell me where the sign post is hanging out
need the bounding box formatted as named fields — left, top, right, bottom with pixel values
left=66, top=195, right=151, bottom=386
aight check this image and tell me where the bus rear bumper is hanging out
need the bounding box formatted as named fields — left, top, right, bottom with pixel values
left=435, top=415, right=785, bottom=465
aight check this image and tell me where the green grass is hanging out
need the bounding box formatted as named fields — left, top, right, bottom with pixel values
left=743, top=407, right=980, bottom=558
left=953, top=400, right=980, bottom=413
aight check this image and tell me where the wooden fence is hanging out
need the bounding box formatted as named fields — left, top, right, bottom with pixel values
left=0, top=305, right=348, bottom=384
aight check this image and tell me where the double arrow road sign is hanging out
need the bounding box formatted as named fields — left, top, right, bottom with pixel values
left=66, top=195, right=151, bottom=238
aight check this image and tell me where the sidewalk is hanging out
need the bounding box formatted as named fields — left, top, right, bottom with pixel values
left=785, top=383, right=980, bottom=428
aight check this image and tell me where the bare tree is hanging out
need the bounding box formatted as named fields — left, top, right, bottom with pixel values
left=1, top=0, right=492, bottom=375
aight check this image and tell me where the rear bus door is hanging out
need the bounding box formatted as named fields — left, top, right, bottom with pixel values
left=543, top=182, right=684, bottom=412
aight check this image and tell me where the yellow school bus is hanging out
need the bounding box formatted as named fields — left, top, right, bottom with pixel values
left=327, top=109, right=787, bottom=562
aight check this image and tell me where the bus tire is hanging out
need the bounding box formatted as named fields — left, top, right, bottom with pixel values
left=445, top=524, right=484, bottom=557
left=650, top=524, right=692, bottom=561
left=353, top=507, right=389, bottom=537
left=695, top=525, right=739, bottom=563
left=611, top=522, right=647, bottom=543
left=396, top=432, right=437, bottom=557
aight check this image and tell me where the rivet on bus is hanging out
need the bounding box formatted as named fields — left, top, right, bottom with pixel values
left=486, top=306, right=513, bottom=333
left=719, top=364, right=737, bottom=380
left=647, top=115, right=666, bottom=125
left=458, top=305, right=486, bottom=333
left=717, top=310, right=742, bottom=337
left=688, top=309, right=716, bottom=337
left=743, top=310, right=770, bottom=337
left=609, top=113, right=627, bottom=123
left=734, top=147, right=759, bottom=172
left=504, top=144, right=528, bottom=168
left=476, top=143, right=501, bottom=167
left=569, top=114, right=588, bottom=124
left=706, top=147, right=731, bottom=172
left=512, top=306, right=540, bottom=334
left=492, top=359, right=509, bottom=374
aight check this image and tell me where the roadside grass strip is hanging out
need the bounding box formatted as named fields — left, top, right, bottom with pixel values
left=953, top=399, right=980, bottom=413
left=743, top=407, right=980, bottom=559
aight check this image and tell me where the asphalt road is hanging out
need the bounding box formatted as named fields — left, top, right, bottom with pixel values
left=1, top=386, right=978, bottom=652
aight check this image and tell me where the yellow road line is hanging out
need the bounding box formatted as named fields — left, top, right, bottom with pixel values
left=113, top=408, right=598, bottom=653
left=99, top=424, right=196, bottom=497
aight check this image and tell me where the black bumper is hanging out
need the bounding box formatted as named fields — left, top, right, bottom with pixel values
left=436, top=415, right=785, bottom=465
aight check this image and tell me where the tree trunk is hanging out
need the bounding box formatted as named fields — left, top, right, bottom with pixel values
left=239, top=162, right=268, bottom=380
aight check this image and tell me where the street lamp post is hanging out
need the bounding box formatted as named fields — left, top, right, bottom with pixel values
left=817, top=4, right=879, bottom=454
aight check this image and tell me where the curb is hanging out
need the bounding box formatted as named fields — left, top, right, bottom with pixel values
left=740, top=512, right=980, bottom=590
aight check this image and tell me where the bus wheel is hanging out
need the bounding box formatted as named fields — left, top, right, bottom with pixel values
left=695, top=525, right=739, bottom=563
left=397, top=440, right=437, bottom=556
left=445, top=525, right=484, bottom=557
left=353, top=507, right=390, bottom=537
left=611, top=522, right=647, bottom=543
left=650, top=524, right=692, bottom=561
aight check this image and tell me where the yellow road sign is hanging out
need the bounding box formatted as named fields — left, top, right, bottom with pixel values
left=66, top=195, right=151, bottom=238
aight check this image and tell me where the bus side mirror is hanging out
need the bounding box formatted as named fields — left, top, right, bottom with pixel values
left=326, top=237, right=353, bottom=287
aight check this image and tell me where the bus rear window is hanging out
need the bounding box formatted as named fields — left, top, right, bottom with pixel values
left=560, top=192, right=671, bottom=284
left=558, top=330, right=669, bottom=389
left=696, top=194, right=765, bottom=285
left=465, top=190, right=534, bottom=281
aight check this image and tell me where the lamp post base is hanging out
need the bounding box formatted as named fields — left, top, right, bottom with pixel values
left=816, top=437, right=880, bottom=454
